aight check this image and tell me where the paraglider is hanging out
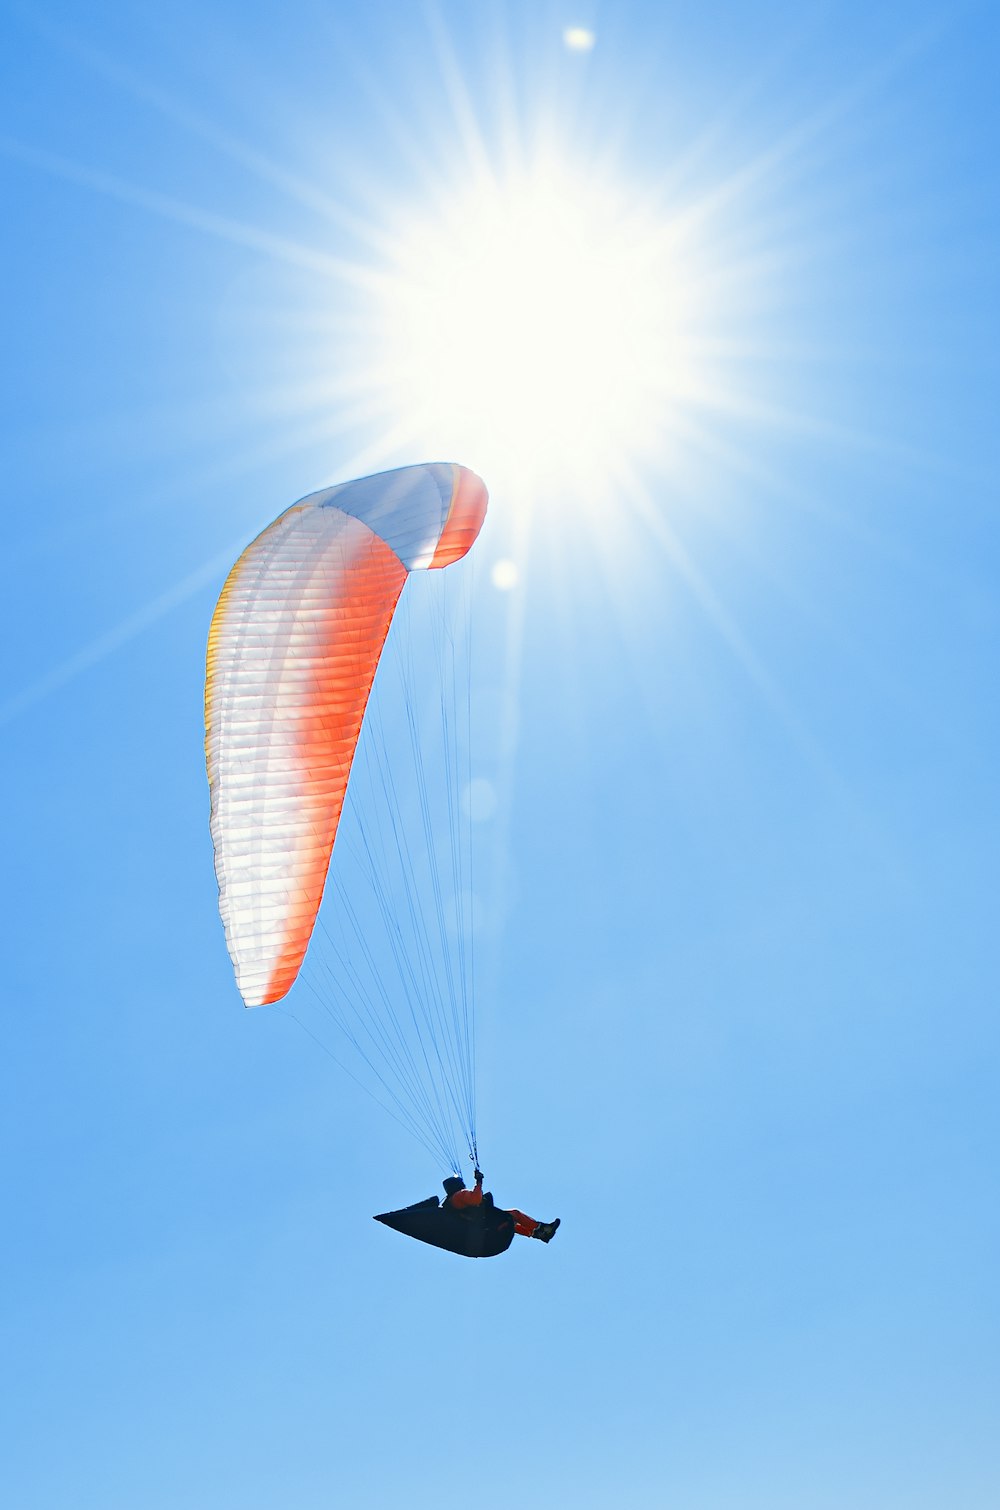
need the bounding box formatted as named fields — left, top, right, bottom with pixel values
left=205, top=461, right=560, bottom=1257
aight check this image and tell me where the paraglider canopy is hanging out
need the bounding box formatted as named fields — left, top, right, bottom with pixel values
left=205, top=461, right=487, bottom=1009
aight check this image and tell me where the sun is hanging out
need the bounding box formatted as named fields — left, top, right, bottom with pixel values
left=370, top=155, right=700, bottom=505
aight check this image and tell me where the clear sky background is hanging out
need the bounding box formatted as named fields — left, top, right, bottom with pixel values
left=2, top=3, right=998, bottom=1507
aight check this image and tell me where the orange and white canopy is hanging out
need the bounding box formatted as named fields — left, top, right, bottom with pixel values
left=205, top=462, right=488, bottom=1006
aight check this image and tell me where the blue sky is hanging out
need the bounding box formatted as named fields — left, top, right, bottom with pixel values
left=2, top=3, right=998, bottom=1507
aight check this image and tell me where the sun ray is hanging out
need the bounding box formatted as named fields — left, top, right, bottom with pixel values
left=626, top=473, right=861, bottom=798
left=24, top=12, right=382, bottom=246
left=0, top=133, right=383, bottom=289
left=0, top=547, right=238, bottom=727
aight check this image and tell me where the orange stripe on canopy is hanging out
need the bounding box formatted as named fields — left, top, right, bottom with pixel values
left=259, top=526, right=407, bottom=1004
left=430, top=466, right=489, bottom=569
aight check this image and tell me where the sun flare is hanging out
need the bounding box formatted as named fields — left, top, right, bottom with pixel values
left=373, top=159, right=699, bottom=501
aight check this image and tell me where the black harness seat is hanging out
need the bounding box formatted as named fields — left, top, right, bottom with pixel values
left=374, top=1195, right=516, bottom=1258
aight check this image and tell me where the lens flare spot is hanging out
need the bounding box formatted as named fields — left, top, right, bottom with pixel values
left=462, top=777, right=498, bottom=822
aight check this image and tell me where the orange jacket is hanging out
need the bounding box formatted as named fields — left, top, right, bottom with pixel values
left=447, top=1174, right=484, bottom=1209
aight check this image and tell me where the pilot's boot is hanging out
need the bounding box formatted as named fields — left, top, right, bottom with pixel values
left=531, top=1218, right=561, bottom=1242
